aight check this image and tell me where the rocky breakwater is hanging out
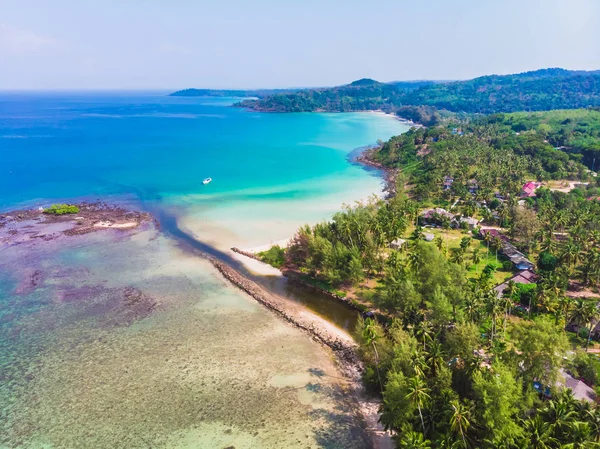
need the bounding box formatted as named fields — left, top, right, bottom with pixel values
left=209, top=257, right=360, bottom=367
left=208, top=258, right=394, bottom=449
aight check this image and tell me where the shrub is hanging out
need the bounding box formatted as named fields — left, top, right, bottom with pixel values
left=538, top=251, right=559, bottom=271
left=43, top=204, right=79, bottom=215
left=502, top=260, right=514, bottom=271
left=517, top=283, right=537, bottom=306
left=258, top=245, right=285, bottom=268
left=569, top=351, right=600, bottom=386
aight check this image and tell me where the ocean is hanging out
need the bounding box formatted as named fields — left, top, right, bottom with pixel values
left=0, top=92, right=408, bottom=448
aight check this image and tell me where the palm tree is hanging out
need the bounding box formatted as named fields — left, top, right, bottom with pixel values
left=449, top=399, right=471, bottom=448
left=415, top=320, right=434, bottom=351
left=471, top=248, right=481, bottom=272
left=585, top=303, right=600, bottom=351
left=485, top=293, right=503, bottom=342
left=542, top=396, right=577, bottom=440
left=463, top=295, right=482, bottom=323
left=397, top=430, right=432, bottom=449
left=570, top=299, right=598, bottom=347
left=585, top=407, right=600, bottom=443
left=562, top=421, right=593, bottom=448
left=405, top=376, right=431, bottom=434
left=426, top=339, right=445, bottom=377
left=502, top=280, right=517, bottom=338
left=522, top=415, right=558, bottom=449
left=362, top=318, right=384, bottom=393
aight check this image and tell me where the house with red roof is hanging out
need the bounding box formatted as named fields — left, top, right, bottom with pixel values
left=521, top=181, right=540, bottom=198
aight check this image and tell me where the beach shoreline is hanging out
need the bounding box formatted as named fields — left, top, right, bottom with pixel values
left=209, top=255, right=393, bottom=449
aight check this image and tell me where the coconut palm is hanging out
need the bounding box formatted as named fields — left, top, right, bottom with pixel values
left=585, top=407, right=600, bottom=442
left=362, top=318, right=383, bottom=392
left=406, top=376, right=431, bottom=434
left=522, top=415, right=558, bottom=449
left=471, top=248, right=482, bottom=271
left=449, top=399, right=471, bottom=448
left=397, top=430, right=432, bottom=449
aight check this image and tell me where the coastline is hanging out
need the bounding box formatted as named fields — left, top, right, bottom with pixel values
left=352, top=146, right=399, bottom=199
left=209, top=255, right=393, bottom=449
left=2, top=201, right=393, bottom=448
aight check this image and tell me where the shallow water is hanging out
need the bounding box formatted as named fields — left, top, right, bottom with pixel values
left=0, top=227, right=367, bottom=448
left=0, top=93, right=408, bottom=447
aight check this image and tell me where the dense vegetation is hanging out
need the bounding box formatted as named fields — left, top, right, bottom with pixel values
left=236, top=69, right=600, bottom=116
left=43, top=204, right=79, bottom=215
left=237, top=79, right=405, bottom=113
left=374, top=109, right=600, bottom=198
left=403, top=69, right=600, bottom=114
left=280, top=187, right=600, bottom=447
left=267, top=108, right=600, bottom=447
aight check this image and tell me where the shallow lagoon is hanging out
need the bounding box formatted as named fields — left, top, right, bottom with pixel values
left=0, top=227, right=367, bottom=448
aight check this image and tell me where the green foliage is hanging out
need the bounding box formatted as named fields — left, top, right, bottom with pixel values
left=281, top=103, right=600, bottom=447
left=257, top=245, right=285, bottom=268
left=538, top=251, right=559, bottom=271
left=509, top=317, right=570, bottom=385
left=238, top=69, right=600, bottom=118
left=568, top=350, right=600, bottom=387
left=403, top=69, right=600, bottom=114
left=43, top=204, right=79, bottom=215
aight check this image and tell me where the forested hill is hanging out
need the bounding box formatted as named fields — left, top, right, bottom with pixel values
left=404, top=69, right=600, bottom=113
left=234, top=78, right=406, bottom=112
left=169, top=88, right=300, bottom=98
left=236, top=68, right=600, bottom=114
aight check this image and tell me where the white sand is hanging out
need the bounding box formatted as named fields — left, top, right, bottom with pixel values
left=243, top=238, right=290, bottom=254
left=93, top=221, right=138, bottom=229
left=230, top=251, right=283, bottom=276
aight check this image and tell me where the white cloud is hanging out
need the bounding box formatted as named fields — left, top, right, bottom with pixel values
left=0, top=23, right=63, bottom=55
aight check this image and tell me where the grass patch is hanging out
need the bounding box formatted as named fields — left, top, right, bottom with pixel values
left=257, top=245, right=285, bottom=268
left=43, top=204, right=79, bottom=215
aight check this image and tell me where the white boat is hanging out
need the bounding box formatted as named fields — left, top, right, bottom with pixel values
left=202, top=177, right=212, bottom=185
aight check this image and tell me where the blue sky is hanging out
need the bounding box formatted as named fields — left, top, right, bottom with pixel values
left=1, top=0, right=599, bottom=89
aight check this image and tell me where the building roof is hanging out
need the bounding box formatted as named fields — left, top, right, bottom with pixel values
left=479, top=228, right=509, bottom=242
left=460, top=217, right=479, bottom=225
left=390, top=238, right=406, bottom=248
left=494, top=269, right=538, bottom=296
left=563, top=371, right=597, bottom=403
left=424, top=233, right=435, bottom=242
left=522, top=181, right=539, bottom=198
left=422, top=208, right=455, bottom=220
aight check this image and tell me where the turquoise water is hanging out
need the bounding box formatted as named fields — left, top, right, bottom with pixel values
left=1, top=93, right=404, bottom=225
left=0, top=92, right=408, bottom=448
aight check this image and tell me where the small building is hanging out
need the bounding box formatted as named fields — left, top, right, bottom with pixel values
left=459, top=217, right=480, bottom=230
left=562, top=371, right=597, bottom=404
left=424, top=233, right=435, bottom=242
left=468, top=179, right=479, bottom=194
left=521, top=181, right=540, bottom=198
left=511, top=255, right=535, bottom=271
left=443, top=177, right=454, bottom=190
left=495, top=269, right=538, bottom=296
left=479, top=228, right=509, bottom=243
left=421, top=207, right=455, bottom=222
left=390, top=238, right=406, bottom=250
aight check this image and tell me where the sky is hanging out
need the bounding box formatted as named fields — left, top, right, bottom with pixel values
left=1, top=0, right=600, bottom=90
